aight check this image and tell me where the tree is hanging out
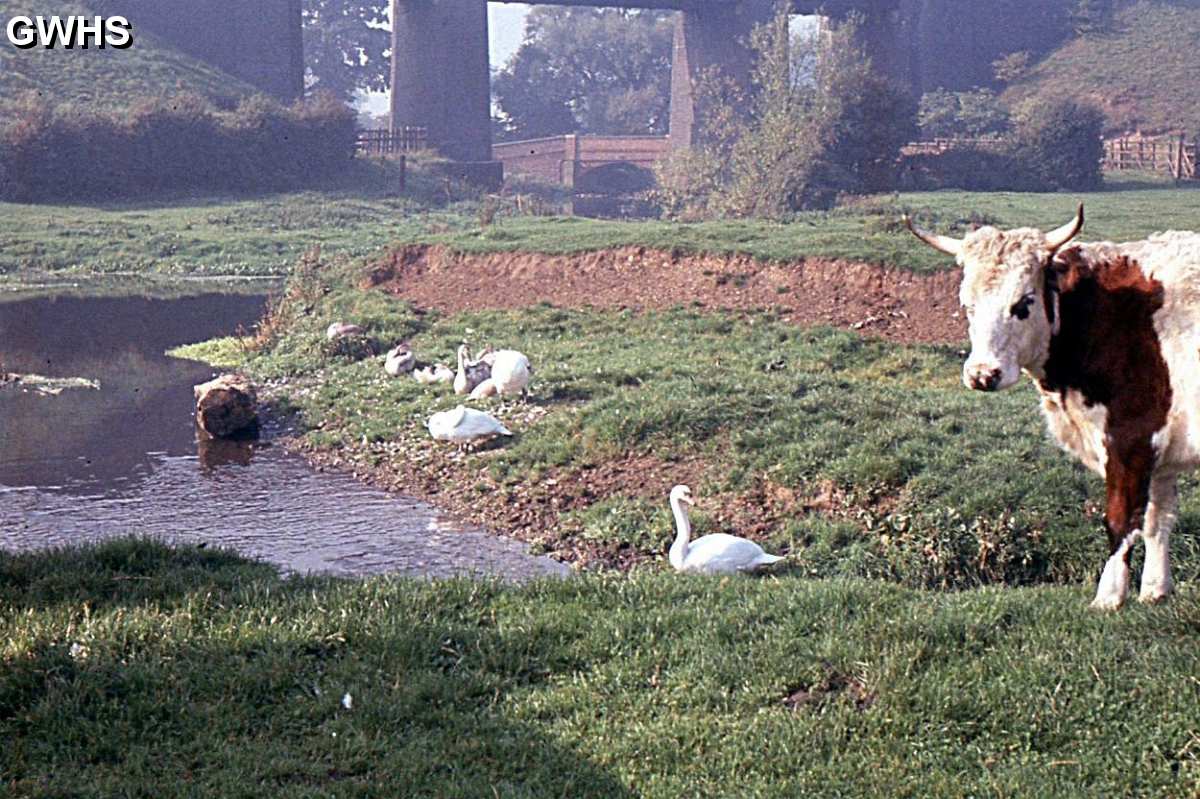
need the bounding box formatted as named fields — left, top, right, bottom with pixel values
left=491, top=7, right=674, bottom=141
left=917, top=88, right=1010, bottom=139
left=657, top=8, right=917, bottom=217
left=1069, top=0, right=1115, bottom=36
left=302, top=0, right=390, bottom=101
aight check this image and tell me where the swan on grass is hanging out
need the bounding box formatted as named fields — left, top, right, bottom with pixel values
left=427, top=405, right=512, bottom=447
left=668, top=485, right=784, bottom=575
left=413, top=363, right=454, bottom=385
left=453, top=344, right=492, bottom=396
left=488, top=349, right=531, bottom=396
left=384, top=346, right=416, bottom=376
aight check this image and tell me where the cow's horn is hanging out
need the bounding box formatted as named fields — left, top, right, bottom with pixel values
left=903, top=215, right=962, bottom=256
left=1044, top=203, right=1085, bottom=253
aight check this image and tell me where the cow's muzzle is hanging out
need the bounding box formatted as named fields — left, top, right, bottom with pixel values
left=963, top=364, right=1004, bottom=392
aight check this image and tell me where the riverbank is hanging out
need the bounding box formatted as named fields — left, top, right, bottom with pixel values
left=186, top=244, right=1198, bottom=590
left=7, top=174, right=1200, bottom=295
left=1, top=537, right=1197, bottom=797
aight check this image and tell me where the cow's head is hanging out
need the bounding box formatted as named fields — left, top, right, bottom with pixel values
left=905, top=205, right=1084, bottom=392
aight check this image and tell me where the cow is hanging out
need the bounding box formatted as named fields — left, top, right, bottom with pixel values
left=905, top=205, right=1200, bottom=609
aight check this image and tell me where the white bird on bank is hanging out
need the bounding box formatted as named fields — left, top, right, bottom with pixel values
left=413, top=363, right=454, bottom=385
left=427, top=405, right=512, bottom=446
left=326, top=322, right=363, bottom=341
left=667, top=485, right=784, bottom=575
left=453, top=344, right=491, bottom=396
left=384, top=346, right=416, bottom=376
left=488, top=349, right=532, bottom=396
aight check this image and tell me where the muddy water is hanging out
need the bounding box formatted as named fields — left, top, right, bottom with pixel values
left=0, top=294, right=568, bottom=580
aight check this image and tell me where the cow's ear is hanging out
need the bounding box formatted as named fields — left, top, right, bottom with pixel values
left=1046, top=246, right=1086, bottom=294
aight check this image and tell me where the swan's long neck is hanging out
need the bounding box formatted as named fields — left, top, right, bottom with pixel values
left=668, top=497, right=691, bottom=570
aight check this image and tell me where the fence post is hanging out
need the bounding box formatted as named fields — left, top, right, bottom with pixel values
left=398, top=154, right=406, bottom=193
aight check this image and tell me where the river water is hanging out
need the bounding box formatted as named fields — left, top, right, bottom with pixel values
left=0, top=293, right=568, bottom=580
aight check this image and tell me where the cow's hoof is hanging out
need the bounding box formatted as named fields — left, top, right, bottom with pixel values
left=1137, top=588, right=1171, bottom=605
left=1089, top=595, right=1125, bottom=612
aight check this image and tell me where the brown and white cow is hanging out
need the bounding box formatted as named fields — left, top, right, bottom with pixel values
left=906, top=205, right=1200, bottom=609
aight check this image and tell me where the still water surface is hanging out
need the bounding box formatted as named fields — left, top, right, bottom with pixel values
left=0, top=293, right=567, bottom=580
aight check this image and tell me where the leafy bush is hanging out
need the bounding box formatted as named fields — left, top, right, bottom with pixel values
left=901, top=98, right=1103, bottom=192
left=1007, top=98, right=1105, bottom=191
left=653, top=8, right=917, bottom=218
left=0, top=91, right=358, bottom=202
left=918, top=88, right=1010, bottom=139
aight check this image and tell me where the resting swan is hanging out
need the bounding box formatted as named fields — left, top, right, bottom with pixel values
left=668, top=485, right=784, bottom=574
left=488, top=349, right=531, bottom=396
left=427, top=405, right=512, bottom=446
left=453, top=344, right=492, bottom=395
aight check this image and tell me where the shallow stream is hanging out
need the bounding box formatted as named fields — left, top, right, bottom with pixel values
left=0, top=293, right=567, bottom=580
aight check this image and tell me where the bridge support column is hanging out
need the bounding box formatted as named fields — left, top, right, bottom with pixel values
left=668, top=0, right=774, bottom=151
left=390, top=0, right=493, bottom=163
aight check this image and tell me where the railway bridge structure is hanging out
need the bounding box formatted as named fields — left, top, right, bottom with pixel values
left=390, top=0, right=1068, bottom=167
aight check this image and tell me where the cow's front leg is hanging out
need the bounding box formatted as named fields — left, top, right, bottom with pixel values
left=1138, top=475, right=1177, bottom=604
left=1092, top=448, right=1154, bottom=611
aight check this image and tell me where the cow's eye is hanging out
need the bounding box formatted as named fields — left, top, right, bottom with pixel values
left=1010, top=294, right=1035, bottom=320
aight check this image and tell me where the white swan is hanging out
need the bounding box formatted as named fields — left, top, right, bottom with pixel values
left=326, top=322, right=363, bottom=341
left=668, top=485, right=784, bottom=574
left=453, top=344, right=491, bottom=396
left=427, top=405, right=512, bottom=445
left=488, top=349, right=532, bottom=396
left=413, top=363, right=454, bottom=385
left=384, top=346, right=416, bottom=376
left=469, top=377, right=498, bottom=399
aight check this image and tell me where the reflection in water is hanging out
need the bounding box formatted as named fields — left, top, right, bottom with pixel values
left=0, top=293, right=568, bottom=580
left=196, top=425, right=258, bottom=470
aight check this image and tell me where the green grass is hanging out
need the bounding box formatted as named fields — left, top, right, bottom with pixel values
left=2, top=538, right=1198, bottom=797
left=0, top=0, right=258, bottom=113
left=1004, top=0, right=1200, bottom=134
left=6, top=179, right=1200, bottom=292
left=229, top=256, right=1200, bottom=589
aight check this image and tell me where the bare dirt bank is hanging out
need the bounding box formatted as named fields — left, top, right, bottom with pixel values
left=365, top=245, right=967, bottom=345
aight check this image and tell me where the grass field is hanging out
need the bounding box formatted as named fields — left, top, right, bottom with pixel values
left=5, top=172, right=1200, bottom=291
left=184, top=250, right=1200, bottom=589
left=9, top=174, right=1200, bottom=794
left=1004, top=0, right=1200, bottom=134
left=0, top=0, right=258, bottom=113
left=1, top=538, right=1198, bottom=797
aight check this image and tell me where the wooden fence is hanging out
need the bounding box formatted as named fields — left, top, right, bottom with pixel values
left=900, top=137, right=1006, bottom=156
left=355, top=127, right=427, bottom=157
left=1104, top=135, right=1196, bottom=180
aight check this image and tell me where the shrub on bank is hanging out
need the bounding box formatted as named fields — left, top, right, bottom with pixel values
left=897, top=98, right=1104, bottom=192
left=0, top=91, right=358, bottom=202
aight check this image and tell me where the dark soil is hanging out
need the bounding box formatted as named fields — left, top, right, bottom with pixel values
left=364, top=245, right=967, bottom=346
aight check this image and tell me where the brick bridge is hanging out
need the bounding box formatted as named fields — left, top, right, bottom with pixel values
left=492, top=135, right=670, bottom=190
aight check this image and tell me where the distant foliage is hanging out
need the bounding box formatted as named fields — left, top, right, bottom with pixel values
left=900, top=98, right=1104, bottom=192
left=655, top=9, right=916, bottom=219
left=1070, top=0, right=1116, bottom=35
left=917, top=88, right=1010, bottom=139
left=1008, top=98, right=1106, bottom=191
left=0, top=92, right=358, bottom=202
left=992, top=51, right=1032, bottom=85
left=492, top=7, right=674, bottom=141
left=302, top=0, right=390, bottom=100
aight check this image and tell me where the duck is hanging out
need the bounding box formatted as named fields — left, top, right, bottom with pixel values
left=667, top=485, right=784, bottom=574
left=453, top=344, right=492, bottom=395
left=487, top=349, right=532, bottom=396
left=413, top=363, right=455, bottom=385
left=384, top=346, right=417, bottom=376
left=427, top=405, right=512, bottom=447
